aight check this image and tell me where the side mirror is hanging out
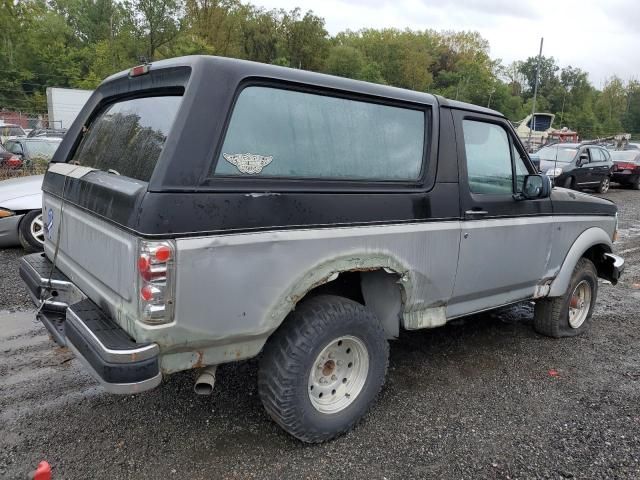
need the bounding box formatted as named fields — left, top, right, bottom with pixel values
left=577, top=153, right=589, bottom=166
left=521, top=174, right=551, bottom=199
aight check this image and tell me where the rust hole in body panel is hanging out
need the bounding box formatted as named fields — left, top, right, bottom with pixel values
left=193, top=351, right=205, bottom=369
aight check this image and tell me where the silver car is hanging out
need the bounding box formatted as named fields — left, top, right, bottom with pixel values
left=0, top=175, right=44, bottom=250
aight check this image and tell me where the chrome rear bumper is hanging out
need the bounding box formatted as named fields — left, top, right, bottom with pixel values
left=19, top=252, right=162, bottom=394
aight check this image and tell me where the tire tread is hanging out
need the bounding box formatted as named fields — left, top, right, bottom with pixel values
left=258, top=295, right=388, bottom=443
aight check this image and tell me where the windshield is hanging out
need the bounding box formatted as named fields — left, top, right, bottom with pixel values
left=71, top=95, right=182, bottom=181
left=25, top=140, right=60, bottom=160
left=1, top=126, right=26, bottom=137
left=611, top=151, right=639, bottom=162
left=536, top=146, right=577, bottom=163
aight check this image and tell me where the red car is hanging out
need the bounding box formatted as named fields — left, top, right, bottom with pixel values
left=0, top=143, right=22, bottom=169
left=611, top=150, right=640, bottom=190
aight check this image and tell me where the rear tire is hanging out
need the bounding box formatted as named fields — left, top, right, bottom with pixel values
left=258, top=295, right=389, bottom=443
left=597, top=176, right=611, bottom=194
left=18, top=210, right=45, bottom=252
left=534, top=258, right=598, bottom=337
left=632, top=177, right=640, bottom=190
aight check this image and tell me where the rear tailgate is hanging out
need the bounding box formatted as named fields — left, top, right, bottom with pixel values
left=40, top=70, right=189, bottom=328
left=43, top=185, right=137, bottom=301
left=41, top=172, right=143, bottom=328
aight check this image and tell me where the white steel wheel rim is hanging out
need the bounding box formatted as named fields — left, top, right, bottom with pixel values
left=568, top=280, right=591, bottom=328
left=308, top=335, right=369, bottom=414
left=30, top=214, right=45, bottom=245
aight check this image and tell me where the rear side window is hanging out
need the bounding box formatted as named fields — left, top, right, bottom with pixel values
left=589, top=148, right=604, bottom=162
left=214, top=87, right=425, bottom=181
left=71, top=95, right=182, bottom=182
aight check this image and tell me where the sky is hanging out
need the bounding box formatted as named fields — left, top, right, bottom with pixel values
left=251, top=0, right=639, bottom=86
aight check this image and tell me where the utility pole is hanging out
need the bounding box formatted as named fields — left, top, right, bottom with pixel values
left=487, top=87, right=495, bottom=108
left=527, top=37, right=544, bottom=151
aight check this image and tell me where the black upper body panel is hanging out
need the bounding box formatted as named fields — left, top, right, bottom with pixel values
left=42, top=56, right=616, bottom=238
left=550, top=187, right=617, bottom=216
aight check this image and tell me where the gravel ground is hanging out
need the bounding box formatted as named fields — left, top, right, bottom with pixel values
left=0, top=247, right=33, bottom=311
left=1, top=187, right=640, bottom=479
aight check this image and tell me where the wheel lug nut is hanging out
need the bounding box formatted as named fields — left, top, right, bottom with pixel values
left=331, top=375, right=337, bottom=381
left=337, top=360, right=343, bottom=366
left=328, top=352, right=334, bottom=359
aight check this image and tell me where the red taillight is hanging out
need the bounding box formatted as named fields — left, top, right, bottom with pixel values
left=137, top=240, right=175, bottom=325
left=6, top=155, right=21, bottom=168
left=615, top=162, right=637, bottom=171
left=155, top=245, right=171, bottom=262
left=129, top=64, right=150, bottom=77
left=138, top=255, right=150, bottom=272
left=140, top=284, right=155, bottom=301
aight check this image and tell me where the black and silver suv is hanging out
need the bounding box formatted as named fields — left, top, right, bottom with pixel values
left=535, top=143, right=614, bottom=192
left=20, top=56, right=624, bottom=443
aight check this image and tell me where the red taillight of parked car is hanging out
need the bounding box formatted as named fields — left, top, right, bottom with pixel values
left=137, top=240, right=176, bottom=325
left=6, top=155, right=22, bottom=168
left=614, top=162, right=640, bottom=172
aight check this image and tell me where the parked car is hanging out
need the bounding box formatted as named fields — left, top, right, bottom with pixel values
left=27, top=128, right=67, bottom=139
left=0, top=174, right=44, bottom=250
left=536, top=143, right=614, bottom=193
left=611, top=150, right=640, bottom=189
left=3, top=137, right=62, bottom=170
left=0, top=123, right=27, bottom=144
left=0, top=143, right=23, bottom=169
left=20, top=57, right=624, bottom=443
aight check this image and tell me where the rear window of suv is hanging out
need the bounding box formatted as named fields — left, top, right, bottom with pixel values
left=214, top=86, right=426, bottom=181
left=71, top=95, right=182, bottom=181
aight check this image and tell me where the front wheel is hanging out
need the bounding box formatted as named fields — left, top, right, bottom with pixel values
left=18, top=210, right=45, bottom=252
left=562, top=176, right=575, bottom=189
left=597, top=176, right=611, bottom=194
left=534, top=258, right=598, bottom=337
left=258, top=295, right=389, bottom=443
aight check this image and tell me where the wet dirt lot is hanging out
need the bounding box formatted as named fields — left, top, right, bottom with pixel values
left=1, top=187, right=640, bottom=479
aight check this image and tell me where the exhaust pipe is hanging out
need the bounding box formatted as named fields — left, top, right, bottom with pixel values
left=194, top=365, right=217, bottom=395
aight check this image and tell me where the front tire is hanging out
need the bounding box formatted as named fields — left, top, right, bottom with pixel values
left=597, top=176, right=611, bottom=193
left=562, top=176, right=575, bottom=189
left=534, top=258, right=598, bottom=337
left=18, top=210, right=45, bottom=252
left=258, top=295, right=389, bottom=443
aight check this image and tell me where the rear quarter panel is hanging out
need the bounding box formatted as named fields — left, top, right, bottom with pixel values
left=174, top=221, right=461, bottom=343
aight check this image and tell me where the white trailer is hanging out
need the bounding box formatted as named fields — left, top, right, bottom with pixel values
left=46, top=87, right=93, bottom=129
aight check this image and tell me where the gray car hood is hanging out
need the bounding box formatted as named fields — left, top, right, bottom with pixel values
left=539, top=159, right=571, bottom=172
left=0, top=174, right=44, bottom=210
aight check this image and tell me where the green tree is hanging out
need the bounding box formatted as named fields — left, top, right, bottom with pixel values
left=326, top=45, right=364, bottom=79
left=278, top=8, right=329, bottom=71
left=132, top=0, right=182, bottom=60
